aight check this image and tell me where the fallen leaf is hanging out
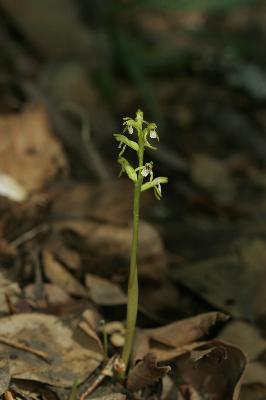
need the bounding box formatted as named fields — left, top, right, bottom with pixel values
left=43, top=250, right=88, bottom=297
left=85, top=273, right=127, bottom=306
left=174, top=340, right=247, bottom=400
left=127, top=352, right=171, bottom=392
left=0, top=103, right=67, bottom=193
left=0, top=360, right=10, bottom=395
left=0, top=313, right=103, bottom=387
left=133, top=312, right=229, bottom=362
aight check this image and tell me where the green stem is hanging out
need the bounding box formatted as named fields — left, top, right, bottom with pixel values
left=122, top=142, right=144, bottom=371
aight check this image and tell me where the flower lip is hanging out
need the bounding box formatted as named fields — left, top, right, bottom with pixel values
left=150, top=129, right=157, bottom=139
left=128, top=125, right=134, bottom=134
left=141, top=167, right=149, bottom=177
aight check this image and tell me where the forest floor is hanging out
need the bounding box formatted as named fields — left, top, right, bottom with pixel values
left=1, top=1, right=266, bottom=399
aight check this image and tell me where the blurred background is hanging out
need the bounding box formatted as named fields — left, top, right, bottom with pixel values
left=2, top=0, right=266, bottom=315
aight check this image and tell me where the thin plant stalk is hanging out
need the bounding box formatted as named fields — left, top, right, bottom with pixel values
left=121, top=140, right=144, bottom=370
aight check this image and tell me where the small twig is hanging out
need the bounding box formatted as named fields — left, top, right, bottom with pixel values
left=9, top=224, right=50, bottom=247
left=0, top=336, right=51, bottom=362
left=79, top=355, right=118, bottom=400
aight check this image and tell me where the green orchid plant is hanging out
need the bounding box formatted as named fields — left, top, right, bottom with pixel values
left=114, top=110, right=168, bottom=373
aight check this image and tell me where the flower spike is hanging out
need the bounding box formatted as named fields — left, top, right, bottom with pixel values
left=113, top=110, right=168, bottom=372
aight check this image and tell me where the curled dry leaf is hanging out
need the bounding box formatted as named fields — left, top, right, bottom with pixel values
left=133, top=312, right=229, bottom=362
left=43, top=250, right=88, bottom=297
left=174, top=340, right=247, bottom=400
left=0, top=103, right=67, bottom=193
left=127, top=352, right=171, bottom=392
left=0, top=359, right=10, bottom=395
left=85, top=273, right=127, bottom=306
left=0, top=313, right=103, bottom=387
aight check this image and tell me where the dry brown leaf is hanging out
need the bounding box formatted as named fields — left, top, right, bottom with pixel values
left=0, top=359, right=10, bottom=395
left=85, top=273, right=127, bottom=306
left=127, top=352, right=171, bottom=392
left=43, top=250, right=88, bottom=297
left=174, top=340, right=247, bottom=400
left=0, top=313, right=103, bottom=387
left=0, top=103, right=67, bottom=193
left=133, top=312, right=229, bottom=362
